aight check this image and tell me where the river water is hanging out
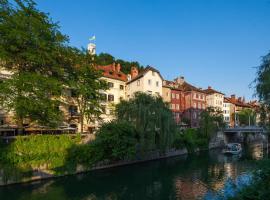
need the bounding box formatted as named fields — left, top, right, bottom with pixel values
left=0, top=144, right=267, bottom=200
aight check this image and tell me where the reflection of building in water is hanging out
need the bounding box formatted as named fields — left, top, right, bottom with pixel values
left=251, top=144, right=264, bottom=160
left=174, top=178, right=208, bottom=200
left=208, top=165, right=226, bottom=191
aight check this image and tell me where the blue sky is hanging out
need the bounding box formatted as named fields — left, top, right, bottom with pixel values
left=36, top=0, right=270, bottom=100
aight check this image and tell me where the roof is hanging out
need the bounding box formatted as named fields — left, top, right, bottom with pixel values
left=181, top=82, right=206, bottom=93
left=97, top=64, right=127, bottom=82
left=127, top=66, right=163, bottom=84
left=225, top=96, right=252, bottom=108
left=203, top=87, right=224, bottom=95
left=163, top=79, right=206, bottom=93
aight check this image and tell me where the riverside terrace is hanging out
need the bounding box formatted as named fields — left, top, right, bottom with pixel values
left=0, top=125, right=77, bottom=138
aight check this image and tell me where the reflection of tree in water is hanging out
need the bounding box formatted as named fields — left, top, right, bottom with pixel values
left=0, top=150, right=262, bottom=200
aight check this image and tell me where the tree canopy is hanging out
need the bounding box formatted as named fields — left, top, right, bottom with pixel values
left=116, top=92, right=177, bottom=152
left=94, top=53, right=144, bottom=75
left=199, top=107, right=225, bottom=140
left=255, top=52, right=270, bottom=104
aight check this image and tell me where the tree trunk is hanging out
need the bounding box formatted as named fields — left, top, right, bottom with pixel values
left=17, top=116, right=24, bottom=135
left=80, top=115, right=84, bottom=134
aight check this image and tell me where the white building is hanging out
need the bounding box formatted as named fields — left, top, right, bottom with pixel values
left=97, top=63, right=127, bottom=122
left=223, top=97, right=231, bottom=126
left=203, top=86, right=224, bottom=111
left=126, top=66, right=163, bottom=98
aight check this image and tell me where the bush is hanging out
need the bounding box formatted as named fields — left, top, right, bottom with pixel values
left=93, top=121, right=137, bottom=161
left=173, top=128, right=208, bottom=152
left=0, top=134, right=81, bottom=172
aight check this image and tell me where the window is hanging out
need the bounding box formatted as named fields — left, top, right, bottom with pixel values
left=101, top=105, right=106, bottom=113
left=100, top=93, right=107, bottom=101
left=152, top=71, right=155, bottom=76
left=120, top=85, right=124, bottom=90
left=69, top=105, right=78, bottom=116
left=120, top=96, right=123, bottom=101
left=108, top=82, right=114, bottom=88
left=166, top=92, right=169, bottom=97
left=172, top=104, right=175, bottom=109
left=148, top=79, right=151, bottom=85
left=193, top=94, right=196, bottom=99
left=202, top=104, right=205, bottom=109
left=193, top=112, right=197, bottom=119
left=70, top=89, right=77, bottom=97
left=176, top=104, right=179, bottom=110
left=196, top=94, right=199, bottom=98
left=137, top=80, right=140, bottom=86
left=198, top=103, right=201, bottom=109
left=172, top=93, right=175, bottom=98
left=109, top=109, right=114, bottom=115
left=176, top=94, right=179, bottom=99
left=108, top=94, right=114, bottom=102
left=156, top=81, right=159, bottom=87
left=193, top=103, right=196, bottom=108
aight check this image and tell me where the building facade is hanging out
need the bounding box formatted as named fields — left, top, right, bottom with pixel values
left=126, top=66, right=163, bottom=98
left=223, top=97, right=231, bottom=126
left=203, top=86, right=224, bottom=111
left=163, top=77, right=206, bottom=127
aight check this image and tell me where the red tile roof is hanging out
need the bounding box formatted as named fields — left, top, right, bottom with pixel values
left=225, top=96, right=252, bottom=108
left=97, top=64, right=127, bottom=82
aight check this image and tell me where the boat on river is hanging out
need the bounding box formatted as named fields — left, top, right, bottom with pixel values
left=223, top=143, right=242, bottom=155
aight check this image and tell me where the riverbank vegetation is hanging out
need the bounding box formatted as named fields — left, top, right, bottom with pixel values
left=229, top=160, right=270, bottom=200
left=229, top=51, right=270, bottom=199
left=0, top=93, right=225, bottom=180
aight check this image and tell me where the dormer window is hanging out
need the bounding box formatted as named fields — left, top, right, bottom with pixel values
left=152, top=71, right=155, bottom=76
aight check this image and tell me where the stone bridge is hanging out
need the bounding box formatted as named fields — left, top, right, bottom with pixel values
left=223, top=126, right=267, bottom=144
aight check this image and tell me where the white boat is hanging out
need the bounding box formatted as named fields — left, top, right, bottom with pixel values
left=223, top=143, right=242, bottom=155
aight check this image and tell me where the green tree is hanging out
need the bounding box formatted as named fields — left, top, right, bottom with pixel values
left=67, top=50, right=108, bottom=133
left=94, top=53, right=144, bottom=75
left=116, top=92, right=177, bottom=152
left=0, top=73, right=62, bottom=128
left=0, top=0, right=73, bottom=129
left=199, top=107, right=225, bottom=141
left=237, top=108, right=256, bottom=126
left=255, top=52, right=270, bottom=104
left=93, top=121, right=137, bottom=161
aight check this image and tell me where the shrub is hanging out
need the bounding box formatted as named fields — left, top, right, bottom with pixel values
left=0, top=134, right=81, bottom=172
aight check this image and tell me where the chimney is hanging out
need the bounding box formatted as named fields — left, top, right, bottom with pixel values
left=175, top=76, right=185, bottom=85
left=208, top=86, right=212, bottom=89
left=112, top=63, right=116, bottom=71
left=116, top=63, right=121, bottom=72
left=127, top=74, right=131, bottom=81
left=238, top=97, right=242, bottom=102
left=231, top=94, right=236, bottom=100
left=131, top=67, right=138, bottom=79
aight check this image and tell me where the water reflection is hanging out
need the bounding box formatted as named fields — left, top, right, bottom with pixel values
left=0, top=143, right=267, bottom=200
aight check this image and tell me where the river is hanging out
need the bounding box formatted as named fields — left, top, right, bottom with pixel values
left=0, top=144, right=267, bottom=200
